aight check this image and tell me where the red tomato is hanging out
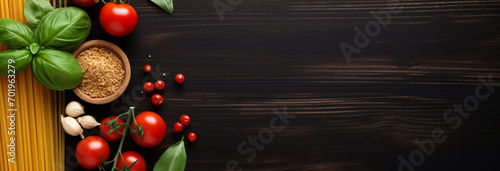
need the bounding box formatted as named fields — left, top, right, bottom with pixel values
left=116, top=151, right=146, bottom=171
left=130, top=111, right=166, bottom=147
left=173, top=122, right=183, bottom=133
left=144, top=64, right=151, bottom=73
left=99, top=116, right=125, bottom=142
left=188, top=132, right=197, bottom=142
left=99, top=2, right=138, bottom=37
left=151, top=94, right=163, bottom=106
left=155, top=80, right=165, bottom=90
left=76, top=136, right=110, bottom=169
left=180, top=115, right=191, bottom=126
left=72, top=0, right=97, bottom=7
left=175, top=73, right=185, bottom=84
left=143, top=82, right=154, bottom=93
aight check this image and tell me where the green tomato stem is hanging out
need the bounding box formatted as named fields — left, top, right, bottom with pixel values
left=110, top=107, right=135, bottom=171
left=116, top=112, right=129, bottom=121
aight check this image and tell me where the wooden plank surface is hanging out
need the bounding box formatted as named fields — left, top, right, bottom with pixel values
left=65, top=0, right=500, bottom=170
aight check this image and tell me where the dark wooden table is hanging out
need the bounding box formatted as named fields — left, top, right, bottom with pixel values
left=65, top=0, right=500, bottom=170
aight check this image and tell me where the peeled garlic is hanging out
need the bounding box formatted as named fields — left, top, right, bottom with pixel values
left=77, top=115, right=100, bottom=129
left=61, top=115, right=84, bottom=139
left=65, top=101, right=84, bottom=117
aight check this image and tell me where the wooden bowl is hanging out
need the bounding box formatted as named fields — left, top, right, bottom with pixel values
left=71, top=40, right=131, bottom=105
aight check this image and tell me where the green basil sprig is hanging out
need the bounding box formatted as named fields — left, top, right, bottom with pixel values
left=0, top=0, right=90, bottom=90
left=153, top=137, right=187, bottom=171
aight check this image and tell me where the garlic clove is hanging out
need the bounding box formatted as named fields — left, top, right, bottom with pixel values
left=77, top=115, right=100, bottom=129
left=65, top=101, right=85, bottom=117
left=61, top=115, right=84, bottom=139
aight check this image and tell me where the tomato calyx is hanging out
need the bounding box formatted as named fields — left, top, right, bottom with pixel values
left=130, top=125, right=144, bottom=143
left=100, top=0, right=129, bottom=5
left=99, top=151, right=114, bottom=170
left=130, top=114, right=145, bottom=143
left=104, top=116, right=126, bottom=136
left=116, top=151, right=140, bottom=171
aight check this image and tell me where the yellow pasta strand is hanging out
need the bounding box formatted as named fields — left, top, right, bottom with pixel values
left=0, top=0, right=66, bottom=170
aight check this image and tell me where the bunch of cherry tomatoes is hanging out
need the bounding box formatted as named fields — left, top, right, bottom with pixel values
left=76, top=111, right=197, bottom=170
left=76, top=111, right=166, bottom=170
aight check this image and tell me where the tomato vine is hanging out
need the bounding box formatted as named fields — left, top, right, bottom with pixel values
left=98, top=107, right=144, bottom=171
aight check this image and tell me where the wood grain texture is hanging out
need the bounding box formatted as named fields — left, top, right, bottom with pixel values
left=65, top=0, right=500, bottom=170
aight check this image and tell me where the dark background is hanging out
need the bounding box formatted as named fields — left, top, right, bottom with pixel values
left=65, top=0, right=500, bottom=170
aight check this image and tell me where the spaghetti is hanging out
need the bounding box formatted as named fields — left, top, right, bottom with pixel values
left=0, top=0, right=66, bottom=170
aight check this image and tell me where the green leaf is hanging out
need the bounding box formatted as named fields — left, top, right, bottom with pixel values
left=24, top=0, right=54, bottom=29
left=0, top=49, right=33, bottom=76
left=151, top=0, right=174, bottom=14
left=154, top=137, right=186, bottom=171
left=31, top=49, right=83, bottom=90
left=0, top=18, right=33, bottom=49
left=34, top=7, right=91, bottom=52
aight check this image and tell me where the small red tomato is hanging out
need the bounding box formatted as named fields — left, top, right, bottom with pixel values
left=72, top=0, right=97, bottom=7
left=151, top=94, right=163, bottom=106
left=173, top=122, right=184, bottom=133
left=175, top=73, right=185, bottom=84
left=144, top=64, right=151, bottom=73
left=155, top=80, right=165, bottom=90
left=188, top=132, right=197, bottom=142
left=99, top=116, right=125, bottom=142
left=76, top=136, right=110, bottom=169
left=180, top=115, right=191, bottom=126
left=116, top=151, right=146, bottom=171
left=143, top=82, right=154, bottom=93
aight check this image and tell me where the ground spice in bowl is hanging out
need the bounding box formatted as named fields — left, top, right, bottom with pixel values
left=76, top=47, right=125, bottom=98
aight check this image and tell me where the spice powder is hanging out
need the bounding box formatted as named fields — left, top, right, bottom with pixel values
left=76, top=47, right=125, bottom=98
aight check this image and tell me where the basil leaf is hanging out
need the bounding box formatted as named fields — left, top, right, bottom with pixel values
left=31, top=49, right=83, bottom=90
left=0, top=49, right=33, bottom=76
left=0, top=18, right=33, bottom=49
left=34, top=7, right=91, bottom=52
left=151, top=0, right=174, bottom=14
left=24, top=0, right=54, bottom=29
left=153, top=137, right=186, bottom=171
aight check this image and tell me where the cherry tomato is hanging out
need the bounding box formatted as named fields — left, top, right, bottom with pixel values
left=130, top=111, right=166, bottom=147
left=143, top=82, right=154, bottom=93
left=173, top=122, right=183, bottom=133
left=116, top=151, right=146, bottom=171
left=188, top=132, right=197, bottom=143
left=180, top=115, right=191, bottom=126
left=151, top=94, right=163, bottom=106
left=76, top=136, right=110, bottom=169
left=144, top=64, right=151, bottom=73
left=155, top=80, right=165, bottom=90
left=99, top=2, right=138, bottom=37
left=72, top=0, right=96, bottom=7
left=99, top=116, right=125, bottom=142
left=175, top=73, right=185, bottom=84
